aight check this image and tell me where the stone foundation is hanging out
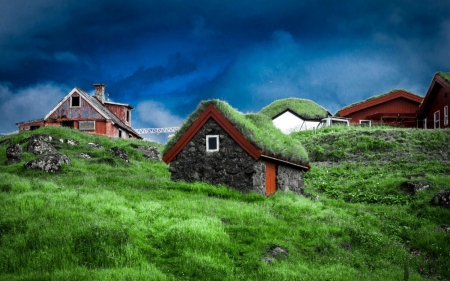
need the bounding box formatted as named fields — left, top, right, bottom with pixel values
left=277, top=163, right=304, bottom=194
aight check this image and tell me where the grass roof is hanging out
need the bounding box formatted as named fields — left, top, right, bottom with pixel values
left=259, top=98, right=329, bottom=120
left=163, top=100, right=309, bottom=163
left=438, top=72, right=450, bottom=84
left=337, top=89, right=422, bottom=114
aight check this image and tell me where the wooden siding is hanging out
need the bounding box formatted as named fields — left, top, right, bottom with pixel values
left=47, top=92, right=104, bottom=120
left=105, top=103, right=130, bottom=125
left=265, top=161, right=276, bottom=196
left=419, top=77, right=450, bottom=129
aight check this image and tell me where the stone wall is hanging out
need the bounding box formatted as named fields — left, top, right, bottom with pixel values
left=169, top=118, right=265, bottom=194
left=277, top=163, right=304, bottom=194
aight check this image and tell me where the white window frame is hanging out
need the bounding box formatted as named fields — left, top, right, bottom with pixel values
left=70, top=95, right=81, bottom=108
left=423, top=118, right=427, bottom=129
left=206, top=135, right=219, bottom=152
left=444, top=106, right=448, bottom=126
left=434, top=110, right=440, bottom=129
left=359, top=120, right=371, bottom=127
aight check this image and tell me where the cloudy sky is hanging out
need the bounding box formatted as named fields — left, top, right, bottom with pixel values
left=1, top=0, right=449, bottom=141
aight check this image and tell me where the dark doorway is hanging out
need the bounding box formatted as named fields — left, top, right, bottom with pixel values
left=62, top=121, right=74, bottom=128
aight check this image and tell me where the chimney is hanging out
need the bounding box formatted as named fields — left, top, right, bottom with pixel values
left=93, top=84, right=105, bottom=104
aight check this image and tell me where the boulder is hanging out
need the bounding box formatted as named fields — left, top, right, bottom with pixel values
left=24, top=153, right=70, bottom=173
left=26, top=139, right=57, bottom=155
left=431, top=189, right=450, bottom=209
left=403, top=181, right=431, bottom=195
left=6, top=143, right=22, bottom=165
left=109, top=147, right=129, bottom=162
left=434, top=225, right=450, bottom=232
left=87, top=142, right=104, bottom=149
left=136, top=146, right=160, bottom=160
left=20, top=134, right=53, bottom=144
left=65, top=138, right=80, bottom=146
left=262, top=245, right=289, bottom=263
left=76, top=153, right=91, bottom=159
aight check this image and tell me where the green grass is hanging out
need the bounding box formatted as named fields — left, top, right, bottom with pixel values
left=258, top=98, right=329, bottom=120
left=163, top=100, right=309, bottom=163
left=437, top=72, right=450, bottom=84
left=1, top=126, right=450, bottom=280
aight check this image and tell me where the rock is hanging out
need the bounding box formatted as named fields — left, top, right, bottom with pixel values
left=262, top=245, right=289, bottom=263
left=6, top=143, right=22, bottom=165
left=404, top=181, right=431, bottom=195
left=434, top=225, right=450, bottom=232
left=76, top=153, right=91, bottom=159
left=431, top=189, right=450, bottom=209
left=58, top=139, right=64, bottom=143
left=26, top=139, right=57, bottom=155
left=24, top=153, right=70, bottom=173
left=20, top=134, right=53, bottom=144
left=136, top=146, right=160, bottom=160
left=109, top=147, right=129, bottom=162
left=87, top=142, right=104, bottom=149
left=65, top=138, right=80, bottom=146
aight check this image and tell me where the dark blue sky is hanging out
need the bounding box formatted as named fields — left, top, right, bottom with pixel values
left=1, top=0, right=449, bottom=141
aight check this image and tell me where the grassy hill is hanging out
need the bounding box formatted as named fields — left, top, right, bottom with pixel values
left=1, top=126, right=449, bottom=280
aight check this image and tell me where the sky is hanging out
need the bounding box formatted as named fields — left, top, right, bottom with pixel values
left=1, top=0, right=449, bottom=142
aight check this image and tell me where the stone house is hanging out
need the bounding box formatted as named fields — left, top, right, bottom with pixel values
left=417, top=72, right=450, bottom=129
left=16, top=84, right=142, bottom=139
left=162, top=100, right=310, bottom=196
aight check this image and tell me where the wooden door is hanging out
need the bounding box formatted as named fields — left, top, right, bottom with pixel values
left=265, top=162, right=276, bottom=196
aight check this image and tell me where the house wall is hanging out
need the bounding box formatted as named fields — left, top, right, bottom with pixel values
left=169, top=118, right=264, bottom=194
left=18, top=120, right=45, bottom=131
left=422, top=83, right=450, bottom=129
left=47, top=93, right=104, bottom=120
left=105, top=103, right=130, bottom=125
left=343, top=97, right=420, bottom=127
left=277, top=164, right=304, bottom=194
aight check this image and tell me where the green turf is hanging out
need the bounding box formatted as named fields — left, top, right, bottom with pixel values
left=259, top=98, right=329, bottom=120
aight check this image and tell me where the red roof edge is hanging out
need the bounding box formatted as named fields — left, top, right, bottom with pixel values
left=162, top=104, right=262, bottom=163
left=339, top=90, right=423, bottom=117
left=418, top=74, right=450, bottom=115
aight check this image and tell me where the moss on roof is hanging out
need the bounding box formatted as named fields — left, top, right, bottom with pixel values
left=259, top=98, right=329, bottom=120
left=163, top=100, right=309, bottom=163
left=437, top=72, right=450, bottom=84
left=337, top=89, right=422, bottom=114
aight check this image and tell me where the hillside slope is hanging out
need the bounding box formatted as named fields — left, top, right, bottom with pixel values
left=0, top=127, right=449, bottom=280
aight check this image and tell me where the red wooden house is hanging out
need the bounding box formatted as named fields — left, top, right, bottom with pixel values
left=417, top=72, right=450, bottom=129
left=16, top=84, right=142, bottom=139
left=337, top=89, right=423, bottom=127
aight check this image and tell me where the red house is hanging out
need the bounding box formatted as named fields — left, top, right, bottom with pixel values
left=417, top=72, right=450, bottom=129
left=337, top=89, right=423, bottom=127
left=16, top=84, right=142, bottom=139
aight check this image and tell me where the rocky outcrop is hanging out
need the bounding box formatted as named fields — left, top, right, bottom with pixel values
left=65, top=138, right=80, bottom=146
left=20, top=134, right=53, bottom=144
left=109, top=147, right=129, bottom=162
left=431, top=189, right=450, bottom=209
left=403, top=181, right=431, bottom=195
left=24, top=153, right=70, bottom=173
left=87, top=142, right=104, bottom=149
left=26, top=139, right=57, bottom=155
left=137, top=146, right=160, bottom=160
left=76, top=153, right=91, bottom=159
left=6, top=143, right=22, bottom=165
left=262, top=245, right=289, bottom=263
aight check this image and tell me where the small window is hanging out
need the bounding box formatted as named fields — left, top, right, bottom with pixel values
left=360, top=120, right=371, bottom=127
left=126, top=110, right=130, bottom=123
left=206, top=135, right=219, bottom=152
left=444, top=106, right=448, bottom=126
left=71, top=96, right=80, bottom=107
left=119, top=130, right=122, bottom=138
left=434, top=110, right=440, bottom=129
left=423, top=118, right=427, bottom=129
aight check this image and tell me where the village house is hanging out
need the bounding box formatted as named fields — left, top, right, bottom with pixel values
left=337, top=89, right=423, bottom=127
left=16, top=84, right=142, bottom=139
left=417, top=72, right=450, bottom=129
left=259, top=98, right=332, bottom=134
left=162, top=100, right=310, bottom=196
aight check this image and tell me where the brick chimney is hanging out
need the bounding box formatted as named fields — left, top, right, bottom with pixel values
left=93, top=84, right=105, bottom=104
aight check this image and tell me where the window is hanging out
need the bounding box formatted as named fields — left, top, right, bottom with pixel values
left=126, top=110, right=130, bottom=123
left=71, top=96, right=80, bottom=107
left=360, top=120, right=371, bottom=127
left=119, top=130, right=123, bottom=138
left=434, top=110, right=440, bottom=129
left=444, top=106, right=448, bottom=126
left=206, top=135, right=219, bottom=152
left=423, top=118, right=427, bottom=129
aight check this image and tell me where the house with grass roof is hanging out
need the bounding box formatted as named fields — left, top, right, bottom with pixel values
left=417, top=72, right=450, bottom=129
left=259, top=98, right=331, bottom=134
left=337, top=89, right=423, bottom=127
left=16, top=84, right=142, bottom=139
left=162, top=100, right=310, bottom=196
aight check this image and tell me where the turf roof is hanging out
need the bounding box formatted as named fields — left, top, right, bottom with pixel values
left=259, top=98, right=329, bottom=120
left=437, top=72, right=450, bottom=84
left=336, top=89, right=422, bottom=114
left=163, top=100, right=309, bottom=164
